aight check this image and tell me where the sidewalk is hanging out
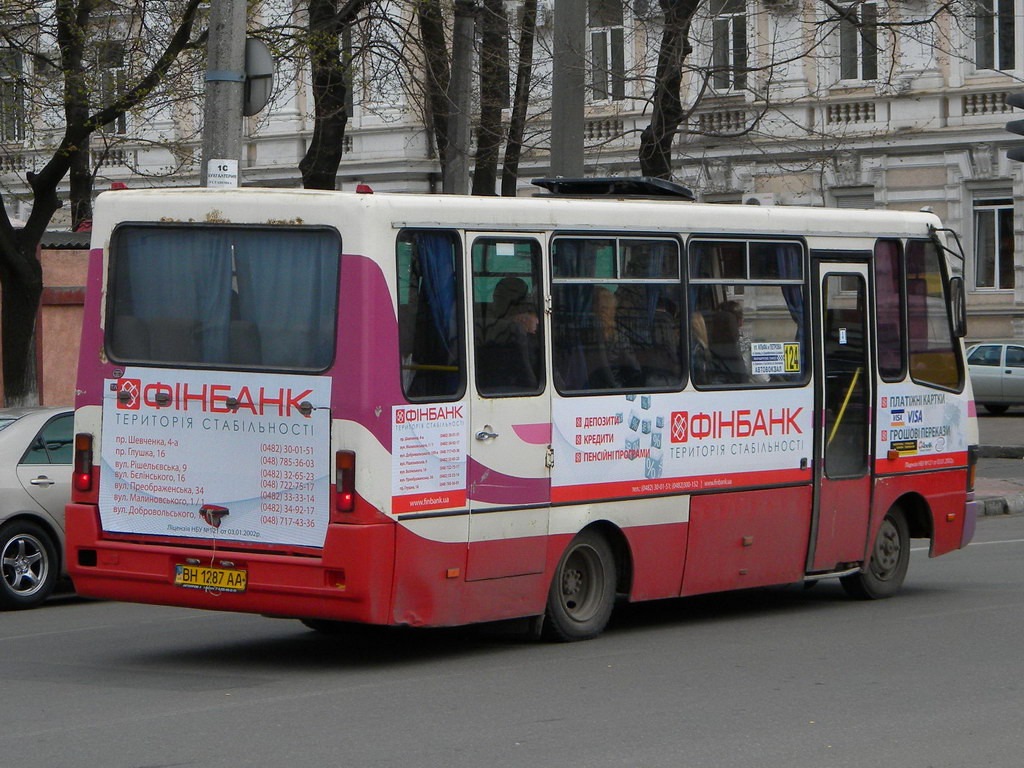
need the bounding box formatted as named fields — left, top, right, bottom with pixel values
left=975, top=415, right=1024, bottom=516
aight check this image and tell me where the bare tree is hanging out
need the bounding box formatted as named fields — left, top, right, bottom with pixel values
left=639, top=0, right=699, bottom=179
left=0, top=0, right=205, bottom=405
left=470, top=0, right=507, bottom=194
left=298, top=0, right=374, bottom=189
left=500, top=0, right=538, bottom=196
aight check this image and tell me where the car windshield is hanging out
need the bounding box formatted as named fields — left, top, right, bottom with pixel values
left=0, top=417, right=18, bottom=432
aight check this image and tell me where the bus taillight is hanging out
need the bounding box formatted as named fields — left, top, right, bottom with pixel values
left=74, top=433, right=94, bottom=492
left=335, top=450, right=356, bottom=513
left=966, top=444, right=979, bottom=492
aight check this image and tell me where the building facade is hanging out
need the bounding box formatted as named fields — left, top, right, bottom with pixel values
left=2, top=0, right=1023, bottom=339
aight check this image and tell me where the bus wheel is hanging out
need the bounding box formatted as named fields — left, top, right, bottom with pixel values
left=840, top=508, right=909, bottom=600
left=0, top=520, right=58, bottom=610
left=544, top=529, right=616, bottom=641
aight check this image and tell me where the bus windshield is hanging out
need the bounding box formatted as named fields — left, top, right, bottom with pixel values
left=106, top=225, right=340, bottom=371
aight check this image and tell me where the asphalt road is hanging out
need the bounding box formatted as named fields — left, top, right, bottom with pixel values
left=3, top=515, right=1024, bottom=768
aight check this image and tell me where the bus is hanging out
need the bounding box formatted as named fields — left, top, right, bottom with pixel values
left=65, top=180, right=978, bottom=641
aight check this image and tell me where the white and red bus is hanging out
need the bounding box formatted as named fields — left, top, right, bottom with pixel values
left=65, top=181, right=978, bottom=640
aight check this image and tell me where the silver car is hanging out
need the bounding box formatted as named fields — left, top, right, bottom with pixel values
left=0, top=407, right=73, bottom=609
left=967, top=342, right=1024, bottom=415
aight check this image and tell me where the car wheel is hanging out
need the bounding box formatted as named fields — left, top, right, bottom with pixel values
left=983, top=404, right=1009, bottom=415
left=840, top=507, right=909, bottom=600
left=0, top=520, right=58, bottom=610
left=543, top=529, right=617, bottom=642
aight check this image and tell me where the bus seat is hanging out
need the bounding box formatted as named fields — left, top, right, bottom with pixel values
left=705, top=310, right=747, bottom=383
left=111, top=315, right=150, bottom=359
left=229, top=320, right=262, bottom=365
left=261, top=327, right=313, bottom=368
left=148, top=317, right=201, bottom=363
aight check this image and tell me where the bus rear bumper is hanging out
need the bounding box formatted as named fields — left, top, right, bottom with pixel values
left=65, top=503, right=395, bottom=624
left=962, top=494, right=978, bottom=548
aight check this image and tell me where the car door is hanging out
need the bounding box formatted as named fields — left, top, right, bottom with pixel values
left=967, top=344, right=1004, bottom=401
left=15, top=413, right=73, bottom=524
left=1004, top=345, right=1024, bottom=401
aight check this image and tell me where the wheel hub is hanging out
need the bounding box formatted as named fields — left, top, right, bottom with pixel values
left=871, top=521, right=901, bottom=579
left=2, top=537, right=44, bottom=594
left=562, top=567, right=583, bottom=598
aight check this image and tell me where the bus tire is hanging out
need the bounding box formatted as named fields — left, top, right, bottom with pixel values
left=544, top=529, right=616, bottom=642
left=840, top=507, right=910, bottom=600
left=0, top=520, right=58, bottom=610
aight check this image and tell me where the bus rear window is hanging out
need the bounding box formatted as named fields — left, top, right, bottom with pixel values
left=107, top=225, right=340, bottom=371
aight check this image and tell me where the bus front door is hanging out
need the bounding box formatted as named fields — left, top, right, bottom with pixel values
left=465, top=234, right=552, bottom=581
left=809, top=261, right=873, bottom=573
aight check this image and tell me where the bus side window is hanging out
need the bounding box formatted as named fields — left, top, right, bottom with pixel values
left=874, top=239, right=905, bottom=381
left=688, top=240, right=807, bottom=388
left=397, top=230, right=465, bottom=401
left=906, top=240, right=962, bottom=391
left=551, top=236, right=683, bottom=394
left=472, top=238, right=545, bottom=397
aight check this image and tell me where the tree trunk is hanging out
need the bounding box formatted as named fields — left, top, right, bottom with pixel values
left=0, top=234, right=43, bottom=406
left=638, top=0, right=699, bottom=179
left=500, top=0, right=537, bottom=197
left=299, top=0, right=351, bottom=190
left=471, top=0, right=507, bottom=195
left=416, top=0, right=451, bottom=179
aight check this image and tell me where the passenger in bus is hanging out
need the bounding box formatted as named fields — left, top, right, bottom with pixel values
left=588, top=286, right=641, bottom=389
left=690, top=311, right=710, bottom=385
left=706, top=300, right=749, bottom=383
left=480, top=277, right=541, bottom=392
left=613, top=285, right=681, bottom=387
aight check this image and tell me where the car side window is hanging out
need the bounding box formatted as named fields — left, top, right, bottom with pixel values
left=1007, top=346, right=1024, bottom=368
left=20, top=414, right=74, bottom=465
left=968, top=345, right=1002, bottom=366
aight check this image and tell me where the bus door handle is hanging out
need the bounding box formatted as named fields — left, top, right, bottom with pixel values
left=475, top=428, right=499, bottom=441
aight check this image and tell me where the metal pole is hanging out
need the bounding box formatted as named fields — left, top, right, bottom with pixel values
left=551, top=0, right=585, bottom=177
left=200, top=0, right=247, bottom=186
left=444, top=0, right=476, bottom=194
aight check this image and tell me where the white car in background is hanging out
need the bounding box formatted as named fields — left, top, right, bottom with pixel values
left=0, top=407, right=74, bottom=609
left=966, top=342, right=1024, bottom=415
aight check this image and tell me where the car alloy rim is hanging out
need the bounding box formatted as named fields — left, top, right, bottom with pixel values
left=1, top=533, right=48, bottom=596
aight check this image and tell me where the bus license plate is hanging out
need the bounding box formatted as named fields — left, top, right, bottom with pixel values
left=174, top=564, right=247, bottom=592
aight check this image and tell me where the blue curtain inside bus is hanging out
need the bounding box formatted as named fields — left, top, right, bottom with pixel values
left=109, top=226, right=339, bottom=371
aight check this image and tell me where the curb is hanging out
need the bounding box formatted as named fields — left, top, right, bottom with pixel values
left=979, top=445, right=1024, bottom=459
left=977, top=493, right=1024, bottom=516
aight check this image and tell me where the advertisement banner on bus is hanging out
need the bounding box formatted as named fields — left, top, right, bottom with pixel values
left=391, top=404, right=468, bottom=514
left=551, top=389, right=813, bottom=501
left=99, top=367, right=332, bottom=547
left=875, top=385, right=968, bottom=470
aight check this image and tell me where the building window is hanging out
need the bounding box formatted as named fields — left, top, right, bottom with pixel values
left=97, top=41, right=127, bottom=135
left=589, top=0, right=625, bottom=100
left=975, top=0, right=1015, bottom=70
left=974, top=198, right=1015, bottom=290
left=839, top=2, right=878, bottom=80
left=712, top=0, right=747, bottom=90
left=0, top=50, right=25, bottom=143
